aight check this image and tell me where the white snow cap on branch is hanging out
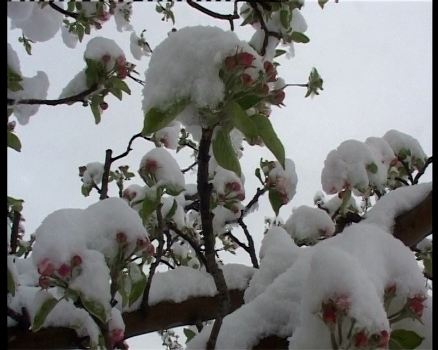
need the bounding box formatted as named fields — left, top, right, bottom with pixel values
left=84, top=36, right=125, bottom=71
left=188, top=223, right=430, bottom=349
left=130, top=31, right=152, bottom=60
left=283, top=205, right=335, bottom=244
left=8, top=71, right=49, bottom=125
left=139, top=147, right=185, bottom=192
left=82, top=162, right=104, bottom=186
left=142, top=25, right=264, bottom=112
left=9, top=2, right=64, bottom=42
left=266, top=158, right=298, bottom=204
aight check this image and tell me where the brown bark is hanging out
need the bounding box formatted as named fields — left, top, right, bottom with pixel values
left=8, top=191, right=432, bottom=349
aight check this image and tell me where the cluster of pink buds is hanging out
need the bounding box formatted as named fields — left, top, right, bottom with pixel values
left=122, top=188, right=137, bottom=202
left=37, top=255, right=83, bottom=289
left=110, top=329, right=126, bottom=348
left=353, top=329, right=390, bottom=349
left=320, top=294, right=351, bottom=327
left=406, top=292, right=427, bottom=319
left=101, top=54, right=128, bottom=79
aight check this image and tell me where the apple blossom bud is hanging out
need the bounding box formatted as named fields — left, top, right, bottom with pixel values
left=117, top=67, right=128, bottom=79
left=261, top=84, right=269, bottom=95
left=271, top=90, right=285, bottom=105
left=58, top=263, right=71, bottom=278
left=111, top=329, right=124, bottom=342
left=95, top=22, right=102, bottom=30
left=354, top=331, right=369, bottom=348
left=240, top=73, right=253, bottom=86
left=116, top=55, right=126, bottom=67
left=224, top=56, right=237, bottom=70
left=230, top=205, right=240, bottom=214
left=8, top=121, right=16, bottom=132
left=102, top=54, right=111, bottom=64
left=322, top=309, right=337, bottom=325
left=71, top=255, right=82, bottom=267
left=38, top=276, right=51, bottom=290
left=236, top=52, right=254, bottom=67
left=116, top=232, right=127, bottom=244
left=263, top=61, right=277, bottom=82
left=384, top=284, right=396, bottom=296
left=146, top=243, right=155, bottom=255
left=38, top=258, right=54, bottom=276
left=237, top=193, right=245, bottom=201
left=98, top=11, right=110, bottom=22
left=407, top=295, right=425, bottom=318
left=144, top=159, right=158, bottom=172
left=100, top=102, right=109, bottom=110
left=378, top=330, right=390, bottom=348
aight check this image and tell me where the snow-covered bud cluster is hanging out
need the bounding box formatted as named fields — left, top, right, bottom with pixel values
left=212, top=166, right=246, bottom=214
left=80, top=162, right=105, bottom=186
left=282, top=205, right=335, bottom=245
left=320, top=294, right=351, bottom=327
left=220, top=48, right=286, bottom=111
left=262, top=158, right=298, bottom=205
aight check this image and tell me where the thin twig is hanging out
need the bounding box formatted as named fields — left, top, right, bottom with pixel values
left=394, top=176, right=410, bottom=187
left=423, top=271, right=433, bottom=280
left=237, top=218, right=259, bottom=268
left=111, top=133, right=149, bottom=163
left=285, top=83, right=309, bottom=88
left=141, top=204, right=165, bottom=314
left=399, top=159, right=415, bottom=185
left=167, top=223, right=209, bottom=273
left=159, top=258, right=175, bottom=270
left=249, top=3, right=282, bottom=56
left=128, top=74, right=145, bottom=86
left=198, top=128, right=230, bottom=350
left=223, top=231, right=249, bottom=250
left=186, top=0, right=239, bottom=23
left=413, top=156, right=433, bottom=185
left=99, top=149, right=112, bottom=200
left=48, top=3, right=79, bottom=19
left=181, top=161, right=198, bottom=174
left=8, top=84, right=98, bottom=107
left=9, top=211, right=21, bottom=255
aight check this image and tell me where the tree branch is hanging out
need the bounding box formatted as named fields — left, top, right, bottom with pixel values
left=9, top=211, right=21, bottom=255
left=198, top=128, right=230, bottom=350
left=166, top=223, right=209, bottom=273
left=99, top=149, right=112, bottom=200
left=181, top=161, right=198, bottom=174
left=141, top=204, right=165, bottom=314
left=399, top=159, right=415, bottom=185
left=249, top=3, right=282, bottom=56
left=186, top=0, right=239, bottom=31
left=48, top=2, right=79, bottom=19
left=238, top=218, right=259, bottom=268
left=413, top=156, right=433, bottom=185
left=7, top=84, right=99, bottom=107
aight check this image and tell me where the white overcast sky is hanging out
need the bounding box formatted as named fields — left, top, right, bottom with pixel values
left=7, top=1, right=432, bottom=348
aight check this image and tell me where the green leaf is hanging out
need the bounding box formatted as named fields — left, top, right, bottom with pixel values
left=142, top=99, right=190, bottom=135
left=141, top=194, right=160, bottom=220
left=366, top=162, right=378, bottom=174
left=212, top=127, right=241, bottom=177
left=108, top=77, right=131, bottom=95
left=31, top=294, right=59, bottom=332
left=235, top=94, right=264, bottom=111
left=119, top=273, right=131, bottom=309
left=7, top=196, right=24, bottom=212
left=81, top=296, right=108, bottom=323
left=240, top=13, right=254, bottom=27
left=109, top=87, right=123, bottom=101
left=280, top=10, right=290, bottom=29
left=255, top=168, right=264, bottom=185
left=183, top=328, right=197, bottom=343
left=290, top=32, right=310, bottom=44
left=251, top=114, right=285, bottom=169
left=318, top=0, right=329, bottom=9
left=423, top=254, right=432, bottom=277
left=165, top=199, right=178, bottom=219
left=268, top=189, right=283, bottom=216
left=85, top=59, right=100, bottom=88
left=90, top=96, right=102, bottom=124
left=67, top=1, right=75, bottom=13
left=226, top=100, right=259, bottom=145
left=156, top=4, right=164, bottom=13
left=339, top=189, right=352, bottom=216
left=274, top=49, right=287, bottom=58
left=7, top=264, right=16, bottom=296
left=389, top=329, right=424, bottom=349
left=128, top=272, right=147, bottom=307
left=76, top=24, right=85, bottom=42
left=7, top=131, right=21, bottom=152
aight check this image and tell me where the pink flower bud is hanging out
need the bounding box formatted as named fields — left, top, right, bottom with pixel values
left=378, top=330, right=390, bottom=348
left=98, top=11, right=110, bottom=22
left=95, top=22, right=102, bottom=30
left=236, top=52, right=254, bottom=67
left=218, top=194, right=226, bottom=202
left=322, top=309, right=337, bottom=325
left=224, top=56, right=237, bottom=70
left=390, top=158, right=399, bottom=167
left=102, top=54, right=111, bottom=64
left=240, top=73, right=253, bottom=87
left=117, top=66, right=128, bottom=79
left=384, top=284, right=396, bottom=296
left=38, top=276, right=51, bottom=290
left=144, top=159, right=158, bottom=172
left=100, top=102, right=108, bottom=110
left=335, top=295, right=350, bottom=316
left=137, top=238, right=146, bottom=248
left=407, top=296, right=425, bottom=318
left=260, top=84, right=269, bottom=95
left=230, top=205, right=240, bottom=214
left=226, top=182, right=241, bottom=192
left=116, top=232, right=127, bottom=244
left=354, top=331, right=369, bottom=348
left=71, top=255, right=82, bottom=267
left=111, top=329, right=125, bottom=342
left=37, top=258, right=54, bottom=276
left=271, top=90, right=285, bottom=105
left=263, top=61, right=277, bottom=82
left=146, top=243, right=155, bottom=255
left=58, top=263, right=71, bottom=278
left=237, top=193, right=245, bottom=201
left=116, top=55, right=126, bottom=67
